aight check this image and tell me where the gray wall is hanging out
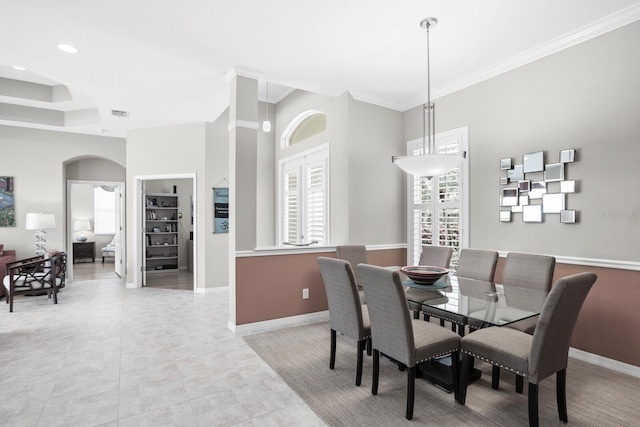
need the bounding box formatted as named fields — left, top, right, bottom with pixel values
left=405, top=20, right=640, bottom=262
left=0, top=125, right=125, bottom=259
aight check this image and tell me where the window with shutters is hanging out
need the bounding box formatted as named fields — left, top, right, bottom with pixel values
left=407, top=127, right=468, bottom=271
left=278, top=145, right=329, bottom=246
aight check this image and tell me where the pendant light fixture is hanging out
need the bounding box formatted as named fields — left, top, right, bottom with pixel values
left=393, top=17, right=462, bottom=179
left=262, top=81, right=272, bottom=132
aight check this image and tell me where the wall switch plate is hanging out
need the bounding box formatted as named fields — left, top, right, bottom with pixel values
left=302, top=288, right=309, bottom=299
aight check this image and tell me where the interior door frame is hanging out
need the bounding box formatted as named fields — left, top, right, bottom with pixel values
left=132, top=173, right=197, bottom=291
left=66, top=179, right=126, bottom=282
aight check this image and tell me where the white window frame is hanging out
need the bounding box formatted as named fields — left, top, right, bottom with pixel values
left=406, top=126, right=469, bottom=267
left=94, top=186, right=116, bottom=235
left=277, top=143, right=330, bottom=246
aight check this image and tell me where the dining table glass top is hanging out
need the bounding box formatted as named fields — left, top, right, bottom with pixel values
left=403, top=274, right=549, bottom=327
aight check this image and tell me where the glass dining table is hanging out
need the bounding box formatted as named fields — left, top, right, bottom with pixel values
left=403, top=274, right=549, bottom=392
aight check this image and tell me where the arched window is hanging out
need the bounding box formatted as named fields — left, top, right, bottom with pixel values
left=281, top=110, right=327, bottom=148
left=278, top=110, right=329, bottom=246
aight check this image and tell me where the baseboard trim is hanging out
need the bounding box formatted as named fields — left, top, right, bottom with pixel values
left=230, top=310, right=329, bottom=336
left=195, top=286, right=227, bottom=294
left=569, top=347, right=640, bottom=378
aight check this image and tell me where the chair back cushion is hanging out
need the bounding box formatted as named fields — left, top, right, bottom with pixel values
left=456, top=249, right=498, bottom=282
left=528, top=272, right=597, bottom=383
left=317, top=257, right=367, bottom=341
left=358, top=263, right=413, bottom=365
left=336, top=245, right=368, bottom=267
left=418, top=245, right=453, bottom=269
left=502, top=252, right=555, bottom=292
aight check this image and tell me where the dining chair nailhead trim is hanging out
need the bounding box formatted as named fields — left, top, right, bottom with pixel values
left=415, top=347, right=460, bottom=365
left=460, top=349, right=528, bottom=377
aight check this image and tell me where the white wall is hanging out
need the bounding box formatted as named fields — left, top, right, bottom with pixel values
left=127, top=122, right=229, bottom=288
left=404, top=20, right=640, bottom=262
left=0, top=126, right=125, bottom=259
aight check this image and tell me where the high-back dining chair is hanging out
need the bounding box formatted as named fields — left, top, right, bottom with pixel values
left=336, top=245, right=368, bottom=303
left=317, top=257, right=371, bottom=386
left=406, top=245, right=454, bottom=319
left=458, top=272, right=597, bottom=427
left=425, top=249, right=499, bottom=336
left=456, top=249, right=499, bottom=282
left=498, top=252, right=556, bottom=391
left=358, top=263, right=460, bottom=420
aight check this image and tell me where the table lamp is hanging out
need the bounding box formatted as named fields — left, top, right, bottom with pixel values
left=25, top=213, right=56, bottom=255
left=73, top=219, right=91, bottom=242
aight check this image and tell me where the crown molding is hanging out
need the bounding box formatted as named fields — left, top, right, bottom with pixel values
left=225, top=66, right=263, bottom=83
left=349, top=90, right=405, bottom=112
left=392, top=5, right=640, bottom=112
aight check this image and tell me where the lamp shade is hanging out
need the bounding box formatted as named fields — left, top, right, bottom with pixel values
left=73, top=220, right=91, bottom=232
left=25, top=213, right=56, bottom=230
left=394, top=154, right=462, bottom=178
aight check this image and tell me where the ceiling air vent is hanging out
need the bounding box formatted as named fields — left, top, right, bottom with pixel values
left=111, top=109, right=129, bottom=118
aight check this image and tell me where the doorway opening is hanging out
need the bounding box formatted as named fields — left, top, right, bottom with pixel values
left=132, top=174, right=197, bottom=291
left=67, top=180, right=125, bottom=282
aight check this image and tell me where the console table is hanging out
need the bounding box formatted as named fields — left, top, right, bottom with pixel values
left=73, top=241, right=95, bottom=263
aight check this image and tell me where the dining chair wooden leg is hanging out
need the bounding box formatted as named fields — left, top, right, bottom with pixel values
left=557, top=369, right=568, bottom=423
left=423, top=313, right=430, bottom=322
left=413, top=310, right=419, bottom=319
left=406, top=365, right=416, bottom=420
left=451, top=323, right=457, bottom=333
left=492, top=365, right=501, bottom=390
left=372, top=349, right=380, bottom=395
left=458, top=353, right=472, bottom=405
left=440, top=318, right=446, bottom=327
left=366, top=337, right=372, bottom=356
left=329, top=329, right=337, bottom=369
left=516, top=374, right=524, bottom=394
left=356, top=340, right=365, bottom=386
left=398, top=362, right=406, bottom=372
left=528, top=382, right=539, bottom=427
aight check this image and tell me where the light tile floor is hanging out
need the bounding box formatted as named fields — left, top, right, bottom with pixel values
left=0, top=276, right=326, bottom=426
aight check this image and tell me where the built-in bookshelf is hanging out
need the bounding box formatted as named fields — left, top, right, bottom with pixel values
left=145, top=193, right=179, bottom=272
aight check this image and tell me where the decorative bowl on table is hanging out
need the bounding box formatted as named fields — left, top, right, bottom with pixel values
left=400, top=266, right=449, bottom=285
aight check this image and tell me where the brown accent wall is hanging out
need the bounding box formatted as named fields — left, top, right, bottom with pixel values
left=495, top=257, right=640, bottom=367
left=235, top=248, right=406, bottom=324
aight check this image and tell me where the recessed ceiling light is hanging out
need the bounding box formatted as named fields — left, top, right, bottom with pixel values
left=57, top=43, right=79, bottom=54
left=12, top=65, right=27, bottom=71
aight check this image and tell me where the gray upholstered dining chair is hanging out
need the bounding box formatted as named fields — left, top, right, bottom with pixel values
left=458, top=272, right=597, bottom=427
left=406, top=245, right=454, bottom=319
left=317, top=257, right=371, bottom=386
left=497, top=252, right=556, bottom=392
left=423, top=248, right=499, bottom=336
left=336, top=245, right=369, bottom=303
left=357, top=263, right=460, bottom=420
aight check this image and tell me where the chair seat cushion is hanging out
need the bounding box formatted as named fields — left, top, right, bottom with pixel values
left=3, top=273, right=61, bottom=291
left=411, top=319, right=460, bottom=365
left=461, top=326, right=532, bottom=377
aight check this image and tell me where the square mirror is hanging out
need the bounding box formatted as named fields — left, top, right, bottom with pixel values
left=560, top=210, right=576, bottom=223
left=512, top=205, right=523, bottom=213
left=519, top=195, right=529, bottom=206
left=560, top=149, right=575, bottom=163
left=544, top=163, right=564, bottom=182
left=522, top=205, right=543, bottom=223
left=542, top=193, right=565, bottom=213
left=499, top=210, right=511, bottom=222
left=560, top=180, right=576, bottom=193
left=500, top=158, right=512, bottom=170
left=500, top=176, right=509, bottom=185
left=523, top=151, right=544, bottom=173
left=500, top=188, right=519, bottom=206
left=529, top=181, right=547, bottom=199
left=518, top=180, right=530, bottom=192
left=508, top=164, right=524, bottom=181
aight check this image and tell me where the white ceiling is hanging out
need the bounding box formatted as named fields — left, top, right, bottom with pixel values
left=1, top=0, right=639, bottom=138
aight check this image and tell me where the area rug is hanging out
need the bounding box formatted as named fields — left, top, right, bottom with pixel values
left=244, top=321, right=640, bottom=426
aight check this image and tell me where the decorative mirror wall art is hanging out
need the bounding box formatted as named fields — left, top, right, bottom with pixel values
left=499, top=149, right=579, bottom=223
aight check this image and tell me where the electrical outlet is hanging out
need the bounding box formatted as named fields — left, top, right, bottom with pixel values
left=302, top=288, right=309, bottom=299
